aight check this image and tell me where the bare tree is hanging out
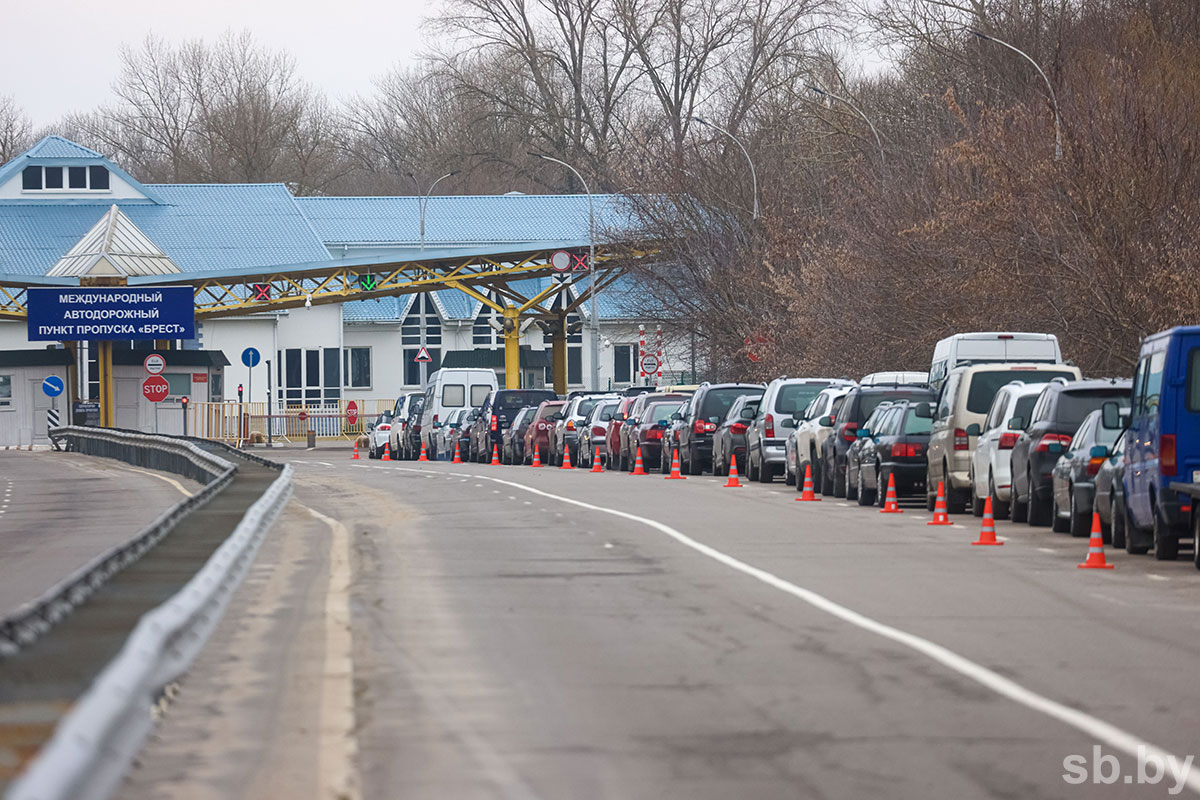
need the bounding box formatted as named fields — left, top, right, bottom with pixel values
left=0, top=95, right=33, bottom=165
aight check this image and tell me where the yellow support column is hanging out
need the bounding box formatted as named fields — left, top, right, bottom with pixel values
left=551, top=314, right=567, bottom=395
left=97, top=340, right=115, bottom=427
left=502, top=306, right=521, bottom=389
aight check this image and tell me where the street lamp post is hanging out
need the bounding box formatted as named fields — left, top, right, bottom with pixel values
left=806, top=85, right=886, bottom=168
left=528, top=152, right=599, bottom=391
left=689, top=116, right=759, bottom=220
left=408, top=171, right=460, bottom=251
left=971, top=30, right=1063, bottom=162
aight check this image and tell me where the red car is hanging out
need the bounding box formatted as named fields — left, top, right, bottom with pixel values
left=523, top=400, right=565, bottom=464
left=604, top=397, right=639, bottom=471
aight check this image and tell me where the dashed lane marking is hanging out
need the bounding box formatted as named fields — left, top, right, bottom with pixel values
left=396, top=465, right=1200, bottom=795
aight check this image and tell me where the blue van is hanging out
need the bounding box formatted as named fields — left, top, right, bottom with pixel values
left=1123, top=326, right=1200, bottom=559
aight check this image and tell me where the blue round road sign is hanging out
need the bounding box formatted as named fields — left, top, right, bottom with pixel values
left=42, top=375, right=64, bottom=397
left=241, top=347, right=261, bottom=368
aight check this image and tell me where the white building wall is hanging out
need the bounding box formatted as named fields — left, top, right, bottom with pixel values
left=0, top=320, right=38, bottom=351
left=0, top=364, right=70, bottom=447
left=199, top=316, right=278, bottom=404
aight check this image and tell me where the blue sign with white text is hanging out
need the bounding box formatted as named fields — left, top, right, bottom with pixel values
left=27, top=286, right=196, bottom=342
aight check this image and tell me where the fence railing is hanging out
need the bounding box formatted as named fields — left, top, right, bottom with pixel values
left=188, top=399, right=394, bottom=444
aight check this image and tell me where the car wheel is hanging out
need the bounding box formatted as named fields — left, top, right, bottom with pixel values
left=856, top=467, right=872, bottom=506
left=820, top=457, right=835, bottom=496
left=1121, top=499, right=1148, bottom=554
left=1010, top=464, right=1028, bottom=523
left=925, top=469, right=936, bottom=511
left=757, top=454, right=773, bottom=484
left=970, top=470, right=985, bottom=516
left=943, top=462, right=966, bottom=514
left=689, top=447, right=703, bottom=475
left=833, top=463, right=847, bottom=498
left=1052, top=490, right=1071, bottom=533
left=1110, top=493, right=1126, bottom=550
left=1153, top=499, right=1179, bottom=560
left=1027, top=477, right=1049, bottom=526
left=843, top=463, right=857, bottom=500
left=785, top=462, right=795, bottom=486
left=1192, top=510, right=1200, bottom=571
left=1068, top=489, right=1090, bottom=537
left=989, top=473, right=1010, bottom=520
left=747, top=453, right=759, bottom=481
left=877, top=467, right=888, bottom=508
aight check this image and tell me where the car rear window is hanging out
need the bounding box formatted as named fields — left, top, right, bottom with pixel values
left=497, top=390, right=557, bottom=409
left=857, top=390, right=933, bottom=422
left=700, top=387, right=761, bottom=420
left=645, top=402, right=681, bottom=422
left=1057, top=389, right=1131, bottom=430
left=442, top=385, right=465, bottom=407
left=903, top=410, right=933, bottom=435
left=470, top=384, right=492, bottom=406
left=1012, top=395, right=1038, bottom=427
left=575, top=397, right=602, bottom=417
left=775, top=383, right=826, bottom=415
left=1188, top=348, right=1200, bottom=412
left=966, top=370, right=1077, bottom=414
left=537, top=402, right=564, bottom=419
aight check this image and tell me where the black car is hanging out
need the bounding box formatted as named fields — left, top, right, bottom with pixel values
left=457, top=407, right=480, bottom=460
left=712, top=395, right=760, bottom=476
left=472, top=389, right=558, bottom=463
left=502, top=406, right=536, bottom=464
left=676, top=383, right=764, bottom=474
left=1094, top=428, right=1132, bottom=550
left=818, top=384, right=936, bottom=497
left=850, top=401, right=933, bottom=506
left=1010, top=378, right=1133, bottom=526
left=1050, top=408, right=1125, bottom=536
left=845, top=402, right=899, bottom=502
left=399, top=395, right=426, bottom=459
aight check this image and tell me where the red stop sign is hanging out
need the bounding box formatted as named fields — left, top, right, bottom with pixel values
left=346, top=401, right=359, bottom=426
left=142, top=375, right=170, bottom=403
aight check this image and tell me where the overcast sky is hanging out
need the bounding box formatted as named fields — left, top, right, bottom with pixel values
left=4, top=0, right=434, bottom=127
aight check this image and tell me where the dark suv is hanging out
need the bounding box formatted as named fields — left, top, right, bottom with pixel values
left=1009, top=378, right=1133, bottom=526
left=676, top=383, right=764, bottom=474
left=818, top=384, right=935, bottom=497
left=399, top=395, right=426, bottom=460
left=470, top=389, right=558, bottom=462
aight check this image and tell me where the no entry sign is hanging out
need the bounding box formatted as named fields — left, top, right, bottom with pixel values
left=144, top=354, right=166, bottom=375
left=142, top=375, right=170, bottom=403
left=640, top=354, right=660, bottom=375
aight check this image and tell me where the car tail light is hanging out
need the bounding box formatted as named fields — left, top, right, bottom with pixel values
left=953, top=428, right=969, bottom=450
left=647, top=429, right=663, bottom=441
left=413, top=425, right=421, bottom=433
left=592, top=425, right=605, bottom=436
left=490, top=414, right=498, bottom=432
left=1161, top=434, right=1177, bottom=476
left=432, top=413, right=438, bottom=423
left=1087, top=456, right=1105, bottom=476
left=566, top=419, right=576, bottom=431
left=892, top=442, right=922, bottom=458
left=840, top=422, right=858, bottom=442
left=1034, top=433, right=1073, bottom=453
left=765, top=413, right=775, bottom=438
left=378, top=423, right=390, bottom=431
left=998, top=432, right=1019, bottom=449
left=693, top=420, right=716, bottom=434
left=731, top=422, right=748, bottom=435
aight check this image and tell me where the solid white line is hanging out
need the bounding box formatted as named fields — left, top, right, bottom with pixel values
left=1037, top=548, right=1058, bottom=554
left=1148, top=574, right=1171, bottom=582
left=398, top=465, right=1200, bottom=794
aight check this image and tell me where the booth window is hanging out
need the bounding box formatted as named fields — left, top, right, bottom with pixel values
left=343, top=346, right=371, bottom=389
left=165, top=374, right=190, bottom=395
left=0, top=374, right=10, bottom=407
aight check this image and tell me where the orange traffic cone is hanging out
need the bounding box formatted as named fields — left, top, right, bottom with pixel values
left=1078, top=512, right=1114, bottom=569
left=928, top=481, right=951, bottom=525
left=352, top=442, right=360, bottom=460
left=796, top=463, right=820, bottom=501
left=665, top=448, right=686, bottom=480
left=491, top=444, right=500, bottom=465
left=531, top=444, right=542, bottom=467
left=560, top=443, right=575, bottom=469
left=418, top=441, right=429, bottom=462
left=972, top=496, right=1003, bottom=546
left=382, top=444, right=391, bottom=461
left=724, top=454, right=743, bottom=488
left=590, top=445, right=603, bottom=473
left=452, top=441, right=463, bottom=463
left=630, top=446, right=647, bottom=475
left=879, top=472, right=902, bottom=513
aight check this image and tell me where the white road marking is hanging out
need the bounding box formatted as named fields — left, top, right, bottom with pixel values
left=836, top=502, right=848, bottom=507
left=111, top=464, right=194, bottom=497
left=407, top=465, right=1200, bottom=795
left=1148, top=574, right=1171, bottom=582
left=316, top=461, right=334, bottom=467
left=508, top=496, right=517, bottom=501
left=1037, top=548, right=1057, bottom=554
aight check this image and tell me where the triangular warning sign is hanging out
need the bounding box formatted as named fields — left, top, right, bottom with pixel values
left=414, top=345, right=432, bottom=363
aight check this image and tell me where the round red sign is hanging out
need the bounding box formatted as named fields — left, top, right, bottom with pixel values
left=346, top=401, right=359, bottom=426
left=142, top=375, right=170, bottom=403
left=297, top=411, right=308, bottom=421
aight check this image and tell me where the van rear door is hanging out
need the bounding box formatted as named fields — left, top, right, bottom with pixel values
left=1172, top=331, right=1200, bottom=485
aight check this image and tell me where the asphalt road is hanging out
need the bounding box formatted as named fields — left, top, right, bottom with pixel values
left=0, top=450, right=197, bottom=616
left=122, top=451, right=1200, bottom=799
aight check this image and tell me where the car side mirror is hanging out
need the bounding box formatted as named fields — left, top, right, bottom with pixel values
left=601, top=412, right=612, bottom=421
left=658, top=419, right=668, bottom=425
left=965, top=423, right=981, bottom=437
left=913, top=403, right=933, bottom=419
left=818, top=415, right=834, bottom=428
left=858, top=428, right=871, bottom=438
left=1090, top=444, right=1109, bottom=459
left=671, top=413, right=683, bottom=421
left=367, top=423, right=375, bottom=431
left=780, top=417, right=796, bottom=429
left=1100, top=401, right=1124, bottom=430
left=739, top=407, right=755, bottom=420
left=432, top=421, right=441, bottom=428
left=1007, top=416, right=1024, bottom=431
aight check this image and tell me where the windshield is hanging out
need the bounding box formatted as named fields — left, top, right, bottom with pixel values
left=1057, top=389, right=1132, bottom=430
left=497, top=390, right=556, bottom=409
left=966, top=370, right=1078, bottom=414
left=775, top=383, right=827, bottom=415
left=700, top=387, right=762, bottom=420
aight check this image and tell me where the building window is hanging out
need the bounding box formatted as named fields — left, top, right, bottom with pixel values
left=568, top=347, right=582, bottom=385
left=323, top=347, right=341, bottom=402
left=404, top=348, right=441, bottom=385
left=165, top=373, right=190, bottom=396
left=0, top=374, right=10, bottom=407
left=613, top=344, right=638, bottom=384
left=343, top=346, right=371, bottom=388
left=20, top=164, right=111, bottom=192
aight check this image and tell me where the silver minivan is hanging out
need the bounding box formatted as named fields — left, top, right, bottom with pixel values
left=746, top=378, right=853, bottom=483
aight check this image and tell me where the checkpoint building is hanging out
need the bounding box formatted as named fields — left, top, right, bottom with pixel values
left=0, top=137, right=679, bottom=444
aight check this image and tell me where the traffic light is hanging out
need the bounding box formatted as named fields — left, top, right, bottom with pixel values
left=237, top=383, right=244, bottom=402
left=180, top=395, right=189, bottom=409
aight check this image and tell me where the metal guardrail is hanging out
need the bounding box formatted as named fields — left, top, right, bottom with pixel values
left=0, top=428, right=236, bottom=656
left=5, top=463, right=294, bottom=800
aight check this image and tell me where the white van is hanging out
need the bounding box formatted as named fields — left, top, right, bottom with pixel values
left=929, top=332, right=1062, bottom=392
left=419, top=368, right=498, bottom=458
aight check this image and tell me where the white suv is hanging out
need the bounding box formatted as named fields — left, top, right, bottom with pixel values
left=789, top=386, right=853, bottom=489
left=969, top=382, right=1046, bottom=518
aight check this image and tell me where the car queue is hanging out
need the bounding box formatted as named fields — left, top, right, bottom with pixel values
left=369, top=327, right=1200, bottom=568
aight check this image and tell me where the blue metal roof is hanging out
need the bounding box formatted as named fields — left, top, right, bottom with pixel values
left=22, top=136, right=104, bottom=159
left=0, top=136, right=160, bottom=203
left=295, top=194, right=637, bottom=247
left=0, top=184, right=331, bottom=276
